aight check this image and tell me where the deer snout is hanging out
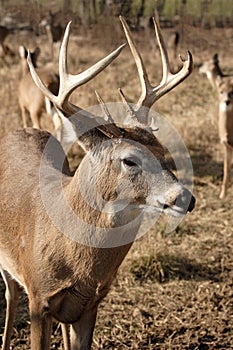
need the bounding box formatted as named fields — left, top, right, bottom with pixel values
left=175, top=187, right=195, bottom=213
left=162, top=185, right=195, bottom=217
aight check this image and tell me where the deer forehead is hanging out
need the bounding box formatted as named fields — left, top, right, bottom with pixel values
left=89, top=138, right=165, bottom=173
left=199, top=61, right=213, bottom=73
left=122, top=128, right=165, bottom=155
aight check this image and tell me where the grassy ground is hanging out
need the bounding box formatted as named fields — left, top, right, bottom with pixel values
left=0, top=6, right=233, bottom=350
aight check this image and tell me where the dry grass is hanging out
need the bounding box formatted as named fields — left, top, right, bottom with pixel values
left=0, top=8, right=233, bottom=350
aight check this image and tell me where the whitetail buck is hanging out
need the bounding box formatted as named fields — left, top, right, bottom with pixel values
left=0, top=17, right=195, bottom=350
left=18, top=45, right=60, bottom=131
left=199, top=54, right=233, bottom=198
left=40, top=11, right=64, bottom=61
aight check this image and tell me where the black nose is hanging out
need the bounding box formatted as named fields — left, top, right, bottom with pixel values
left=226, top=100, right=230, bottom=106
left=176, top=187, right=196, bottom=213
left=187, top=194, right=196, bottom=212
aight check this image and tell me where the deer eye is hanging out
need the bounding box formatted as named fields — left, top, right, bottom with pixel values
left=122, top=157, right=141, bottom=168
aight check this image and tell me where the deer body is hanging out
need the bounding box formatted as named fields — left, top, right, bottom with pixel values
left=199, top=54, right=233, bottom=198
left=217, top=77, right=233, bottom=198
left=0, top=125, right=194, bottom=349
left=18, top=46, right=59, bottom=130
left=0, top=18, right=195, bottom=349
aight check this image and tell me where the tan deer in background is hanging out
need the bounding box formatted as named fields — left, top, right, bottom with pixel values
left=40, top=10, right=64, bottom=61
left=199, top=54, right=233, bottom=198
left=199, top=53, right=224, bottom=88
left=167, top=31, right=180, bottom=62
left=0, top=17, right=195, bottom=350
left=216, top=76, right=233, bottom=198
left=18, top=45, right=60, bottom=133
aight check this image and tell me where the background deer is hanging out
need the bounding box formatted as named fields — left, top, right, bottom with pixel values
left=199, top=53, right=224, bottom=88
left=0, top=25, right=9, bottom=56
left=199, top=54, right=233, bottom=198
left=40, top=10, right=64, bottom=61
left=18, top=45, right=60, bottom=133
left=167, top=31, right=180, bottom=62
left=0, top=17, right=195, bottom=350
left=216, top=76, right=233, bottom=198
left=0, top=24, right=15, bottom=61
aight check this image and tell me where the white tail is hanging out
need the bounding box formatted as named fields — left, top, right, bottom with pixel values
left=0, top=18, right=195, bottom=350
left=199, top=54, right=233, bottom=198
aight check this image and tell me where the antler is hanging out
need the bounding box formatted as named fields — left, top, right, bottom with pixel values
left=119, top=16, right=193, bottom=123
left=27, top=21, right=125, bottom=116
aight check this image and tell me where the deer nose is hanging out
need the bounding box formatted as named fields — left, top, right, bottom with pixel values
left=176, top=187, right=196, bottom=213
left=163, top=186, right=195, bottom=214
left=226, top=99, right=231, bottom=106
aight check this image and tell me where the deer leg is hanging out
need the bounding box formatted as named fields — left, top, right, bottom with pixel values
left=52, top=111, right=62, bottom=141
left=61, top=323, right=71, bottom=350
left=29, top=297, right=52, bottom=350
left=30, top=111, right=41, bottom=129
left=0, top=269, right=20, bottom=350
left=20, top=106, right=29, bottom=128
left=220, top=144, right=233, bottom=199
left=70, top=307, right=97, bottom=350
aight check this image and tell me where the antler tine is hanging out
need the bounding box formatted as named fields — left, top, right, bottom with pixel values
left=119, top=16, right=151, bottom=112
left=152, top=17, right=193, bottom=102
left=95, top=90, right=114, bottom=123
left=152, top=16, right=170, bottom=85
left=119, top=16, right=193, bottom=123
left=27, top=21, right=126, bottom=115
left=57, top=21, right=77, bottom=113
left=95, top=90, right=125, bottom=138
left=118, top=88, right=140, bottom=126
left=27, top=51, right=57, bottom=104
left=27, top=22, right=74, bottom=111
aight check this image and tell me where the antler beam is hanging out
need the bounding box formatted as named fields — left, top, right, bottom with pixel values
left=27, top=21, right=125, bottom=115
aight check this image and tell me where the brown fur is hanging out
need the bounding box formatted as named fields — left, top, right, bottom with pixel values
left=18, top=46, right=59, bottom=129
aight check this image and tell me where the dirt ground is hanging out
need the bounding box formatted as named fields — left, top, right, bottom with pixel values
left=0, top=5, right=233, bottom=350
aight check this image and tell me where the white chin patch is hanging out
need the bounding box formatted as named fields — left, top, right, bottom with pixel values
left=220, top=102, right=233, bottom=112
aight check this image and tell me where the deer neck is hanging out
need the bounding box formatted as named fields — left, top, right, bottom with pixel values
left=211, top=64, right=224, bottom=88
left=21, top=60, right=30, bottom=77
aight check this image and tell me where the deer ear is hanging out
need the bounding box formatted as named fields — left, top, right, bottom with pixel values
left=54, top=107, right=78, bottom=150
left=54, top=107, right=96, bottom=153
left=215, top=75, right=222, bottom=87
left=34, top=47, right=41, bottom=59
left=19, top=45, right=26, bottom=58
left=213, top=53, right=218, bottom=63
